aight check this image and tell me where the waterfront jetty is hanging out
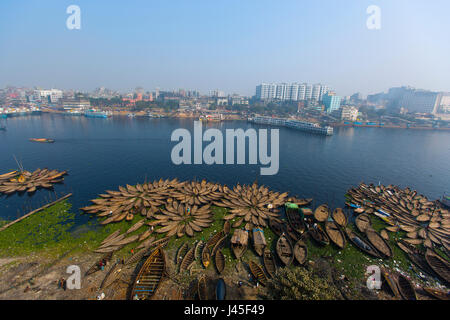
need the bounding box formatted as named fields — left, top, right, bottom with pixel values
left=248, top=116, right=333, bottom=135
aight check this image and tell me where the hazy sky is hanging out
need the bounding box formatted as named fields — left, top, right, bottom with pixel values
left=0, top=0, right=449, bottom=96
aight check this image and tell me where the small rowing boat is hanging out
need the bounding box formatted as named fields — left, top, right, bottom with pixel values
left=29, top=138, right=55, bottom=143
left=293, top=239, right=307, bottom=265
left=276, top=233, right=294, bottom=266
left=249, top=260, right=267, bottom=286
left=324, top=221, right=346, bottom=249
left=231, top=229, right=248, bottom=259
left=263, top=248, right=276, bottom=278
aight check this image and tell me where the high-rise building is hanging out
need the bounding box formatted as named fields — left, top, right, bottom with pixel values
left=322, top=92, right=341, bottom=113
left=255, top=82, right=328, bottom=101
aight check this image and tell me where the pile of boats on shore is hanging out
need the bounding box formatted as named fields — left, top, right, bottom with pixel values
left=0, top=169, right=67, bottom=195
left=81, top=179, right=449, bottom=300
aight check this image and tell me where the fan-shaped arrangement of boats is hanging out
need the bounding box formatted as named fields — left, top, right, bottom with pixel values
left=346, top=183, right=450, bottom=253
left=0, top=168, right=67, bottom=195
left=293, top=239, right=307, bottom=265
left=215, top=249, right=225, bottom=274
left=324, top=221, right=346, bottom=249
left=309, top=224, right=330, bottom=246
left=215, top=182, right=287, bottom=228
left=231, top=229, right=248, bottom=259
left=170, top=180, right=222, bottom=205
left=276, top=233, right=294, bottom=266
left=314, top=204, right=329, bottom=222
left=130, top=247, right=166, bottom=300
left=344, top=228, right=380, bottom=258
left=249, top=260, right=267, bottom=286
left=252, top=228, right=267, bottom=256
left=396, top=274, right=417, bottom=300
left=331, top=208, right=347, bottom=227
left=355, top=214, right=371, bottom=233
left=263, top=248, right=276, bottom=278
left=366, top=230, right=393, bottom=258
left=198, top=275, right=207, bottom=300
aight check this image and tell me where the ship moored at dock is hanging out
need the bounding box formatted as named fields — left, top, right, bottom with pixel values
left=248, top=116, right=333, bottom=136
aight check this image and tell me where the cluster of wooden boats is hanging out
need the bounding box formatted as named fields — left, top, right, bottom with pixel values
left=0, top=169, right=67, bottom=195
left=346, top=183, right=450, bottom=288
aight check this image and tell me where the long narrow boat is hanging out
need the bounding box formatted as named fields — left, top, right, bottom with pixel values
left=215, top=249, right=225, bottom=274
left=344, top=228, right=380, bottom=258
left=381, top=267, right=402, bottom=299
left=284, top=203, right=306, bottom=235
left=85, top=252, right=113, bottom=276
left=130, top=246, right=166, bottom=300
left=198, top=275, right=207, bottom=300
left=355, top=213, right=371, bottom=233
left=29, top=138, right=55, bottom=143
left=314, top=204, right=330, bottom=222
left=276, top=233, right=294, bottom=266
left=231, top=229, right=248, bottom=259
left=423, top=287, right=450, bottom=300
left=268, top=218, right=284, bottom=237
left=293, top=239, right=307, bottom=265
left=252, top=228, right=267, bottom=256
left=180, top=246, right=196, bottom=273
left=396, top=274, right=417, bottom=300
left=263, top=248, right=276, bottom=278
left=201, top=245, right=211, bottom=268
left=324, top=221, right=346, bottom=249
left=366, top=230, right=393, bottom=258
left=331, top=208, right=347, bottom=227
left=216, top=278, right=226, bottom=300
left=175, top=242, right=189, bottom=265
left=309, top=224, right=330, bottom=246
left=249, top=260, right=267, bottom=286
left=425, top=249, right=450, bottom=285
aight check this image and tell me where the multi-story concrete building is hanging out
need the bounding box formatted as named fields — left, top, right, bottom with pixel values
left=340, top=105, right=359, bottom=121
left=34, top=89, right=63, bottom=103
left=255, top=82, right=328, bottom=101
left=323, top=92, right=341, bottom=114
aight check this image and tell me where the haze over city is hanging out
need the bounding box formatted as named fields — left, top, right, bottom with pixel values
left=1, top=0, right=450, bottom=96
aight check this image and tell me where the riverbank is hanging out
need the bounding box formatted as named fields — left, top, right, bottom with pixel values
left=331, top=122, right=450, bottom=131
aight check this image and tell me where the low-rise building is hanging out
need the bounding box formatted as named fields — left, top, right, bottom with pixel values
left=340, top=105, right=358, bottom=121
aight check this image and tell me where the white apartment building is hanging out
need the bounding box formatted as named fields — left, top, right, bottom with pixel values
left=34, top=89, right=63, bottom=103
left=256, top=82, right=328, bottom=101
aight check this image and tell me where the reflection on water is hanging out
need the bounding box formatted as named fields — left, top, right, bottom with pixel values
left=0, top=114, right=449, bottom=224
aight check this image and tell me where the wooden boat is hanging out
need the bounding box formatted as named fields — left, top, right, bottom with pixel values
left=198, top=275, right=207, bottom=300
left=396, top=274, right=417, bottom=300
left=216, top=278, right=226, bottom=300
left=366, top=230, right=393, bottom=258
left=231, top=229, right=248, bottom=259
left=381, top=267, right=402, bottom=299
left=249, top=260, right=267, bottom=286
left=293, top=239, right=307, bottom=265
left=425, top=249, right=450, bottom=285
left=176, top=242, right=189, bottom=265
left=29, top=138, right=55, bottom=143
left=423, top=287, right=450, bottom=300
left=355, top=213, right=371, bottom=233
left=284, top=203, right=306, bottom=235
left=263, top=248, right=276, bottom=278
left=180, top=246, right=195, bottom=273
left=344, top=227, right=380, bottom=258
left=201, top=245, right=211, bottom=268
left=212, top=234, right=227, bottom=256
left=130, top=247, right=166, bottom=300
left=223, top=220, right=231, bottom=234
left=324, top=221, right=346, bottom=249
left=268, top=218, right=284, bottom=237
left=252, top=228, right=267, bottom=256
left=276, top=233, right=294, bottom=266
left=309, top=224, right=330, bottom=246
left=331, top=208, right=347, bottom=227
left=215, top=249, right=225, bottom=274
left=85, top=252, right=113, bottom=276
left=195, top=240, right=204, bottom=261
left=314, top=204, right=330, bottom=222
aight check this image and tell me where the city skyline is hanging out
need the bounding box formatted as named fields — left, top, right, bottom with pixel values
left=1, top=1, right=450, bottom=96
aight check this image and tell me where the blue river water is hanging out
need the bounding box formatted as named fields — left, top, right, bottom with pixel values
left=0, top=114, right=449, bottom=224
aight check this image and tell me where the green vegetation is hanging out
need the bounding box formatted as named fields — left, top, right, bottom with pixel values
left=265, top=267, right=341, bottom=300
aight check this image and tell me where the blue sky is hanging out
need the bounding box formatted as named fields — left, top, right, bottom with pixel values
left=0, top=0, right=449, bottom=96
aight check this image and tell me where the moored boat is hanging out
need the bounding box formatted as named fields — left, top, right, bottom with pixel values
left=396, top=274, right=417, bottom=300
left=29, top=138, right=55, bottom=143
left=331, top=208, right=347, bottom=227
left=252, top=227, right=267, bottom=256
left=366, top=230, right=393, bottom=258
left=249, top=260, right=267, bottom=286
left=324, top=221, right=346, bottom=249
left=344, top=227, right=380, bottom=258
left=198, top=275, right=208, bottom=300
left=215, top=249, right=225, bottom=274
left=293, top=239, right=307, bottom=265
left=263, top=248, right=276, bottom=278
left=276, top=233, right=294, bottom=266
left=308, top=223, right=330, bottom=246
left=216, top=278, right=226, bottom=300
left=284, top=202, right=306, bottom=235
left=231, top=229, right=248, bottom=259
left=314, top=204, right=330, bottom=222
left=423, top=287, right=450, bottom=300
left=130, top=246, right=166, bottom=300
